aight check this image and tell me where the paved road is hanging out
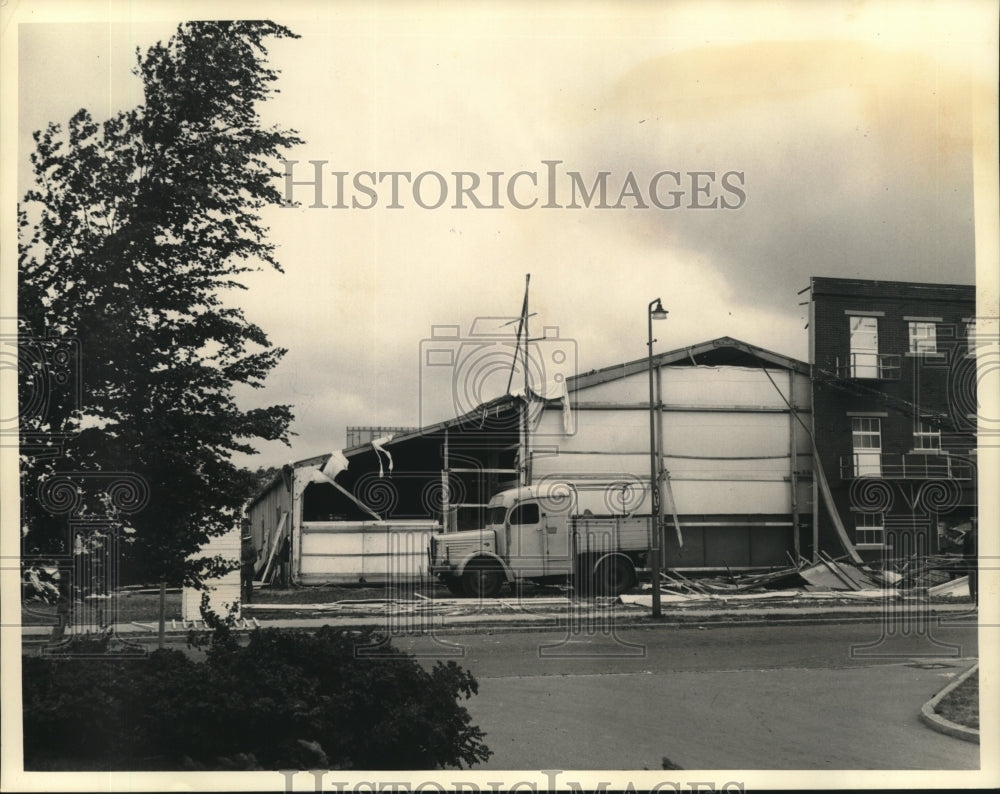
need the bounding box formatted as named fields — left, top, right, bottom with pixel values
left=393, top=622, right=979, bottom=771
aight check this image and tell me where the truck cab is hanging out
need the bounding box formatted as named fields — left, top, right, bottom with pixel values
left=429, top=483, right=648, bottom=597
left=428, top=484, right=581, bottom=597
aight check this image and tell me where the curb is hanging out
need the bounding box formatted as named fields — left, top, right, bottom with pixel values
left=919, top=661, right=979, bottom=744
left=19, top=605, right=976, bottom=645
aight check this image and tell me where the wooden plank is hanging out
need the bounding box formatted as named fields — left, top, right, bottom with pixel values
left=260, top=512, right=289, bottom=583
left=670, top=569, right=711, bottom=594
left=660, top=569, right=700, bottom=594
left=811, top=448, right=864, bottom=563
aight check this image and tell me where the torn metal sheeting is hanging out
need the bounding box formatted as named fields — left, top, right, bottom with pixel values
left=927, top=576, right=970, bottom=597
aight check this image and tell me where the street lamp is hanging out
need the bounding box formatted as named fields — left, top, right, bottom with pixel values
left=648, top=298, right=669, bottom=618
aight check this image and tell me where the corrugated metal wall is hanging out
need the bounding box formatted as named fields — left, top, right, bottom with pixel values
left=246, top=477, right=293, bottom=575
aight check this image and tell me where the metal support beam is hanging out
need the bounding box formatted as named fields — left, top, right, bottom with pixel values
left=647, top=298, right=668, bottom=619
left=573, top=401, right=809, bottom=413
left=789, top=371, right=801, bottom=562
left=442, top=428, right=450, bottom=532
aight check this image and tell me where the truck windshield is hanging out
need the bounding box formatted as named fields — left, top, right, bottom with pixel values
left=486, top=506, right=508, bottom=527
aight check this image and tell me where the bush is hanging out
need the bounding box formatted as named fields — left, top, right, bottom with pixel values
left=23, top=627, right=492, bottom=770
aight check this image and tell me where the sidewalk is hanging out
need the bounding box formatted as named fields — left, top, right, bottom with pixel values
left=18, top=593, right=979, bottom=645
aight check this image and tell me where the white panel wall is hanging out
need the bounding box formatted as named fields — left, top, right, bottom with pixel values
left=535, top=408, right=645, bottom=451
left=533, top=411, right=796, bottom=469
left=662, top=412, right=791, bottom=457
left=670, top=480, right=791, bottom=515
left=577, top=372, right=648, bottom=403
left=182, top=525, right=242, bottom=620
left=535, top=454, right=793, bottom=480
left=576, top=366, right=811, bottom=410
left=663, top=367, right=800, bottom=408
left=519, top=475, right=793, bottom=517
left=529, top=364, right=811, bottom=517
left=298, top=522, right=436, bottom=582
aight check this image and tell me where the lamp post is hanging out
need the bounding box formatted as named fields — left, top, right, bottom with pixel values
left=648, top=298, right=669, bottom=618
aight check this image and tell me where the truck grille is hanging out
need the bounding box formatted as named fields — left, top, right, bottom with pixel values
left=441, top=538, right=492, bottom=559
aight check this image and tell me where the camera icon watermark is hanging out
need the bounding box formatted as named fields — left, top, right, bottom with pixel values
left=913, top=318, right=1000, bottom=445
left=950, top=326, right=1000, bottom=444
left=418, top=317, right=577, bottom=437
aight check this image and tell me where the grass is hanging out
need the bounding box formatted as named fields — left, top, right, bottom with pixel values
left=22, top=580, right=571, bottom=628
left=251, top=580, right=572, bottom=604
left=21, top=590, right=184, bottom=626
left=935, top=670, right=979, bottom=730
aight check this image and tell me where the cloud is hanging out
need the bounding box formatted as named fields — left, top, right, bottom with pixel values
left=16, top=16, right=989, bottom=469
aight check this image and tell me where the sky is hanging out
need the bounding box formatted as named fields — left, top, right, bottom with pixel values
left=2, top=4, right=999, bottom=790
left=8, top=0, right=998, bottom=469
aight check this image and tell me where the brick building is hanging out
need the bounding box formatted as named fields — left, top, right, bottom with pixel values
left=808, top=276, right=977, bottom=562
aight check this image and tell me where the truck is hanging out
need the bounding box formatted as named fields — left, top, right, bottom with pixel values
left=428, top=482, right=652, bottom=597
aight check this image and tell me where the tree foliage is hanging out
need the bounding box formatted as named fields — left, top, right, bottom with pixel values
left=23, top=627, right=493, bottom=770
left=19, top=22, right=301, bottom=585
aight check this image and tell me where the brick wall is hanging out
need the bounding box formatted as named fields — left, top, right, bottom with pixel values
left=809, top=277, right=976, bottom=558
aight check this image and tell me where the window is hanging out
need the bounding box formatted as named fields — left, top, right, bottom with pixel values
left=509, top=502, right=539, bottom=525
left=851, top=417, right=882, bottom=477
left=849, top=316, right=879, bottom=377
left=914, top=420, right=941, bottom=452
left=856, top=513, right=885, bottom=547
left=966, top=320, right=980, bottom=357
left=486, top=506, right=508, bottom=527
left=909, top=321, right=937, bottom=353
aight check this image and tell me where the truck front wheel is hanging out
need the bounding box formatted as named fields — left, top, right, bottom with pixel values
left=462, top=561, right=505, bottom=598
left=593, top=555, right=636, bottom=597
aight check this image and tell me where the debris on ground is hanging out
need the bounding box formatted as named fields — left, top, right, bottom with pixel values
left=243, top=595, right=591, bottom=620
left=927, top=576, right=969, bottom=598
left=645, top=548, right=974, bottom=602
left=238, top=548, right=978, bottom=621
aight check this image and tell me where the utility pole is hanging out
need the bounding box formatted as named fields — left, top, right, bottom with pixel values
left=523, top=274, right=531, bottom=486
left=647, top=298, right=669, bottom=618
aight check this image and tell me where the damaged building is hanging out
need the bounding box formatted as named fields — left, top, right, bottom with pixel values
left=243, top=276, right=979, bottom=590
left=807, top=276, right=978, bottom=563
left=246, top=336, right=814, bottom=585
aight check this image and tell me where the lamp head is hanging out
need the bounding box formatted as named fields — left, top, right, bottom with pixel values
left=650, top=299, right=669, bottom=320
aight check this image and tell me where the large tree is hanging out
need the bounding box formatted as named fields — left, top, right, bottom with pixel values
left=19, top=21, right=301, bottom=586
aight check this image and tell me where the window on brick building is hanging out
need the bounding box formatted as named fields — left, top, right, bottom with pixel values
left=849, top=316, right=879, bottom=377
left=913, top=420, right=941, bottom=452
left=855, top=513, right=885, bottom=547
left=966, top=320, right=979, bottom=356
left=851, top=417, right=882, bottom=477
left=908, top=321, right=937, bottom=353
